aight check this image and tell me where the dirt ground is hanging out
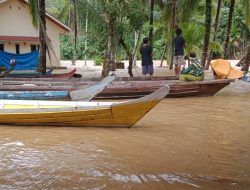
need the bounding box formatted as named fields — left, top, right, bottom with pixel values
left=59, top=60, right=171, bottom=78
left=58, top=59, right=242, bottom=79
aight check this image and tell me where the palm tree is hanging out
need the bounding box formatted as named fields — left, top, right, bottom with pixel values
left=242, top=46, right=250, bottom=72
left=205, top=0, right=222, bottom=69
left=38, top=0, right=46, bottom=74
left=169, top=0, right=176, bottom=70
left=181, top=22, right=205, bottom=64
left=148, top=0, right=164, bottom=45
left=224, top=0, right=236, bottom=59
left=149, top=0, right=155, bottom=45
left=29, top=0, right=47, bottom=74
left=72, top=0, right=77, bottom=65
left=238, top=0, right=250, bottom=73
left=201, top=0, right=212, bottom=68
left=158, top=0, right=200, bottom=69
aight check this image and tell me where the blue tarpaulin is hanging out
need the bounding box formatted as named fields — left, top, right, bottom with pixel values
left=0, top=50, right=39, bottom=70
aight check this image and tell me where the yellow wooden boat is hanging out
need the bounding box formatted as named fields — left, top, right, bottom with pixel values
left=0, top=85, right=169, bottom=127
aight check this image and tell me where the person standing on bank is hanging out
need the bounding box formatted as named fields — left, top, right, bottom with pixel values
left=173, top=28, right=186, bottom=76
left=140, top=37, right=154, bottom=79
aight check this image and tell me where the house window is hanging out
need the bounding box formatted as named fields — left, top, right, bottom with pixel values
left=31, top=44, right=40, bottom=52
left=16, top=44, right=20, bottom=54
left=31, top=45, right=37, bottom=52
left=0, top=44, right=4, bottom=51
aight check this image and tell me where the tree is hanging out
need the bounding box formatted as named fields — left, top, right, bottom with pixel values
left=149, top=0, right=154, bottom=45
left=224, top=0, right=235, bottom=59
left=201, top=0, right=212, bottom=68
left=72, top=0, right=78, bottom=65
left=205, top=0, right=222, bottom=69
left=28, top=0, right=47, bottom=74
left=236, top=0, right=250, bottom=73
left=158, top=0, right=200, bottom=69
left=169, top=0, right=176, bottom=70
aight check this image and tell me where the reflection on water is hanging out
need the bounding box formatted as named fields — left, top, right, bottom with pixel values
left=0, top=84, right=249, bottom=190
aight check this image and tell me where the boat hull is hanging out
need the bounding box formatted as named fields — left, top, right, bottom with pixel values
left=5, top=69, right=76, bottom=78
left=0, top=91, right=70, bottom=100
left=94, top=79, right=231, bottom=99
left=0, top=100, right=157, bottom=127
left=0, top=85, right=169, bottom=127
left=0, top=78, right=231, bottom=100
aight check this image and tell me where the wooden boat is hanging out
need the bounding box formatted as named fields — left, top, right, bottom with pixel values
left=45, top=68, right=77, bottom=78
left=0, top=74, right=179, bottom=83
left=6, top=69, right=53, bottom=78
left=5, top=68, right=76, bottom=78
left=0, top=79, right=230, bottom=100
left=0, top=91, right=70, bottom=100
left=0, top=85, right=169, bottom=127
left=94, top=79, right=231, bottom=99
left=0, top=76, right=115, bottom=101
left=115, top=76, right=179, bottom=81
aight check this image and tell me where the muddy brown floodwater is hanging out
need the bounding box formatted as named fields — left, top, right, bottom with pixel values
left=0, top=81, right=249, bottom=190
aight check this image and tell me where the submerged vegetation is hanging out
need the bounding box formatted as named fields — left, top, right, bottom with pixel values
left=41, top=0, right=250, bottom=75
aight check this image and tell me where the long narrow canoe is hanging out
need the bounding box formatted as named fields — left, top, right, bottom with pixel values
left=5, top=68, right=77, bottom=78
left=0, top=91, right=70, bottom=100
left=0, top=85, right=169, bottom=127
left=0, top=75, right=177, bottom=82
left=6, top=69, right=53, bottom=78
left=0, top=76, right=115, bottom=101
left=0, top=79, right=230, bottom=100
left=95, top=79, right=231, bottom=99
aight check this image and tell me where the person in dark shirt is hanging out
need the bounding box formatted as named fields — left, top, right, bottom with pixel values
left=140, top=37, right=154, bottom=78
left=173, top=28, right=186, bottom=76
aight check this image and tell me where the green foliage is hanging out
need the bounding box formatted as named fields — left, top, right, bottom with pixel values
left=152, top=39, right=165, bottom=59
left=60, top=35, right=73, bottom=60
left=28, top=0, right=39, bottom=28
left=217, top=4, right=250, bottom=57
left=93, top=56, right=103, bottom=65
left=209, top=41, right=223, bottom=53
left=46, top=0, right=249, bottom=61
left=181, top=22, right=205, bottom=57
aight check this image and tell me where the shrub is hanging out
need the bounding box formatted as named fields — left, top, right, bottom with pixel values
left=93, top=56, right=103, bottom=65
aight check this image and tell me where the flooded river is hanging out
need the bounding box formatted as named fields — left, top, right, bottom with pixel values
left=0, top=82, right=249, bottom=190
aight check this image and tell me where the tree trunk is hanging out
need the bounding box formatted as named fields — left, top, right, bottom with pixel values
left=205, top=0, right=222, bottom=70
left=149, top=0, right=154, bottom=45
left=241, top=46, right=250, bottom=73
left=236, top=56, right=246, bottom=67
left=119, top=37, right=133, bottom=77
left=84, top=7, right=88, bottom=66
left=160, top=44, right=167, bottom=67
left=102, top=16, right=115, bottom=77
left=38, top=0, right=46, bottom=75
left=201, top=0, right=212, bottom=68
left=169, top=0, right=176, bottom=70
left=133, top=31, right=140, bottom=66
left=72, top=0, right=77, bottom=66
left=110, top=46, right=116, bottom=71
left=224, top=0, right=235, bottom=59
left=102, top=35, right=111, bottom=77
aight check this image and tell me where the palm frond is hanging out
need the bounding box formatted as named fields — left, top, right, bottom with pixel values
left=28, top=0, right=39, bottom=28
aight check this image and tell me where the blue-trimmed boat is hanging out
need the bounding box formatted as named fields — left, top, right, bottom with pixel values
left=0, top=91, right=69, bottom=100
